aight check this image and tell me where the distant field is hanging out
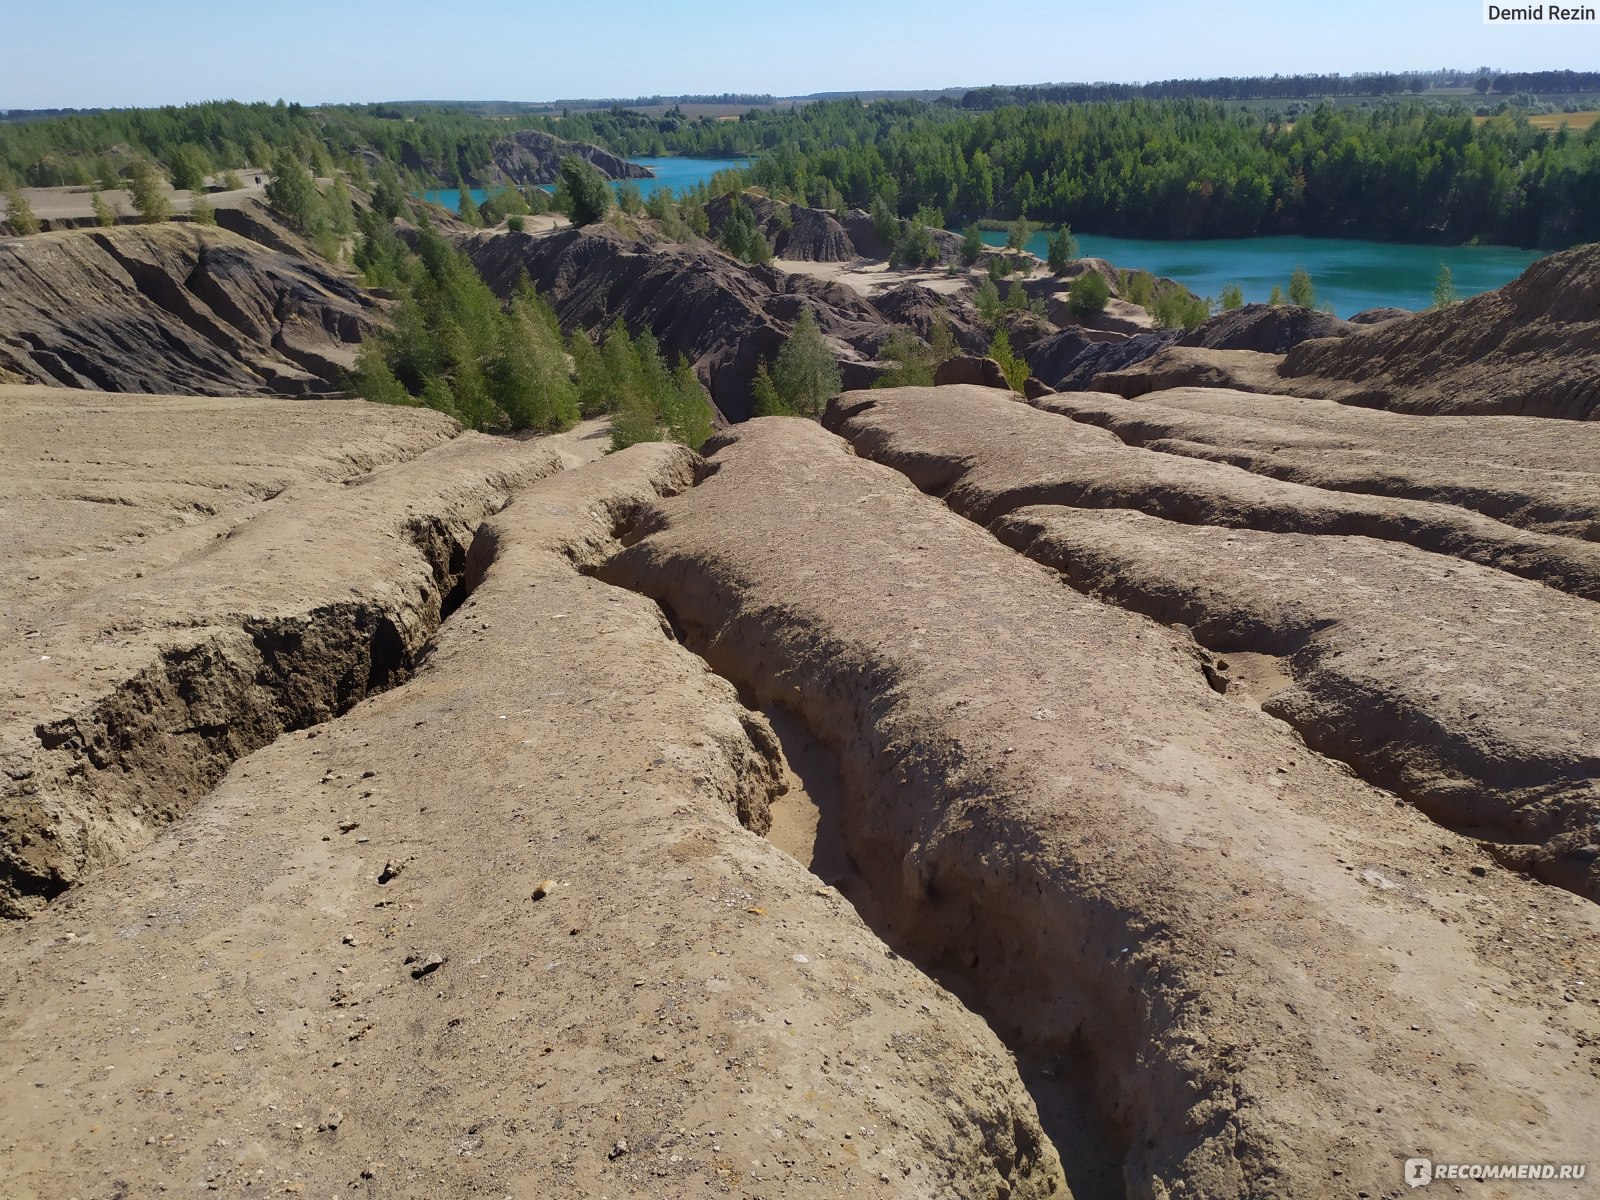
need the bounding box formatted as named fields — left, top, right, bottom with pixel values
left=1473, top=110, right=1600, bottom=129
left=1529, top=109, right=1600, bottom=129
left=564, top=101, right=800, bottom=119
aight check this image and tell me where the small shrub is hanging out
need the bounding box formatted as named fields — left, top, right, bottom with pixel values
left=1432, top=263, right=1457, bottom=308
left=1046, top=226, right=1078, bottom=273
left=644, top=186, right=674, bottom=221
left=556, top=156, right=611, bottom=227
left=718, top=197, right=771, bottom=264
left=988, top=328, right=1029, bottom=392
left=872, top=317, right=957, bottom=388
left=1151, top=287, right=1212, bottom=330
left=3, top=187, right=40, bottom=236
left=769, top=309, right=841, bottom=418
left=960, top=225, right=983, bottom=266
left=870, top=193, right=898, bottom=244
left=974, top=276, right=1002, bottom=322
left=751, top=362, right=787, bottom=416
left=127, top=159, right=171, bottom=224
left=1287, top=266, right=1316, bottom=308
left=891, top=219, right=938, bottom=268
left=1120, top=269, right=1156, bottom=310
left=1005, top=217, right=1038, bottom=252
left=1067, top=271, right=1111, bottom=319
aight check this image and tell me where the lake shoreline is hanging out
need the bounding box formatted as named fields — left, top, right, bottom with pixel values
left=420, top=155, right=1548, bottom=318
left=979, top=228, right=1546, bottom=317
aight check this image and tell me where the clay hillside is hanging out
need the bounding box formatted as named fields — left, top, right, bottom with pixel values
left=2, top=168, right=1599, bottom=1200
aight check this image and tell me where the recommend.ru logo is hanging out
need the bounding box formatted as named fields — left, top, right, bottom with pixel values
left=1406, top=1157, right=1588, bottom=1187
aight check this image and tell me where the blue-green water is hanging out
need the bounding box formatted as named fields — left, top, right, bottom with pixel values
left=982, top=230, right=1545, bottom=317
left=419, top=155, right=752, bottom=212
left=627, top=156, right=752, bottom=198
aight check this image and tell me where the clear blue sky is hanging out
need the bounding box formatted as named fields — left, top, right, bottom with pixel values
left=3, top=0, right=1596, bottom=109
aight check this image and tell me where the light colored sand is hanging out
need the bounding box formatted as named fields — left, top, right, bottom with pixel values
left=533, top=415, right=611, bottom=467
left=775, top=256, right=976, bottom=297
left=505, top=211, right=570, bottom=234
left=13, top=177, right=268, bottom=221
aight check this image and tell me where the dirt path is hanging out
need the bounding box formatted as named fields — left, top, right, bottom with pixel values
left=534, top=415, right=612, bottom=468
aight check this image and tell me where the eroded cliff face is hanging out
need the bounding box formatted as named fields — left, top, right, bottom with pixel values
left=1025, top=302, right=1358, bottom=393
left=1276, top=241, right=1600, bottom=418
left=380, top=129, right=651, bottom=187
left=0, top=224, right=380, bottom=395
left=1042, top=243, right=1600, bottom=420
left=461, top=223, right=904, bottom=419
left=484, top=129, right=654, bottom=186
left=704, top=193, right=859, bottom=262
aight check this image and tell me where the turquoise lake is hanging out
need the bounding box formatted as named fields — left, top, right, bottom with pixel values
left=419, top=156, right=752, bottom=212
left=982, top=229, right=1546, bottom=318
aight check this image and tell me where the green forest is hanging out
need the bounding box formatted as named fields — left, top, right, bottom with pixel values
left=721, top=98, right=1600, bottom=248
left=349, top=215, right=712, bottom=451
left=4, top=87, right=1599, bottom=248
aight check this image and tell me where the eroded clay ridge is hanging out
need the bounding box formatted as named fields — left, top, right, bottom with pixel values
left=1276, top=242, right=1600, bottom=419
left=0, top=390, right=561, bottom=918
left=828, top=385, right=1600, bottom=901
left=0, top=446, right=1064, bottom=1200
left=459, top=223, right=987, bottom=421
left=1035, top=386, right=1600, bottom=541
left=828, top=384, right=1600, bottom=602
left=0, top=224, right=380, bottom=396
left=600, top=418, right=1600, bottom=1197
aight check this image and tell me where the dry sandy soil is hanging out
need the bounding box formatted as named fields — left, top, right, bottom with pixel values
left=0, top=392, right=1065, bottom=1200
left=775, top=257, right=975, bottom=298
left=604, top=416, right=1600, bottom=1198
left=10, top=174, right=270, bottom=224
left=828, top=385, right=1600, bottom=900
left=3, top=377, right=1599, bottom=1199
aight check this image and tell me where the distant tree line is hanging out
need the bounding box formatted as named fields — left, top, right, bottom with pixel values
left=8, top=85, right=1599, bottom=248
left=954, top=69, right=1600, bottom=109
left=551, top=93, right=778, bottom=109
left=736, top=97, right=1600, bottom=248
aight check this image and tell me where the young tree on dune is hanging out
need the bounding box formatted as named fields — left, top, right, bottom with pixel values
left=3, top=187, right=40, bottom=236
left=127, top=160, right=171, bottom=224
left=754, top=309, right=841, bottom=419
left=557, top=156, right=611, bottom=227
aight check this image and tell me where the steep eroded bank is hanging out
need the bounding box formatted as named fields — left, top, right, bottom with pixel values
left=0, top=224, right=379, bottom=396
left=0, top=393, right=561, bottom=917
